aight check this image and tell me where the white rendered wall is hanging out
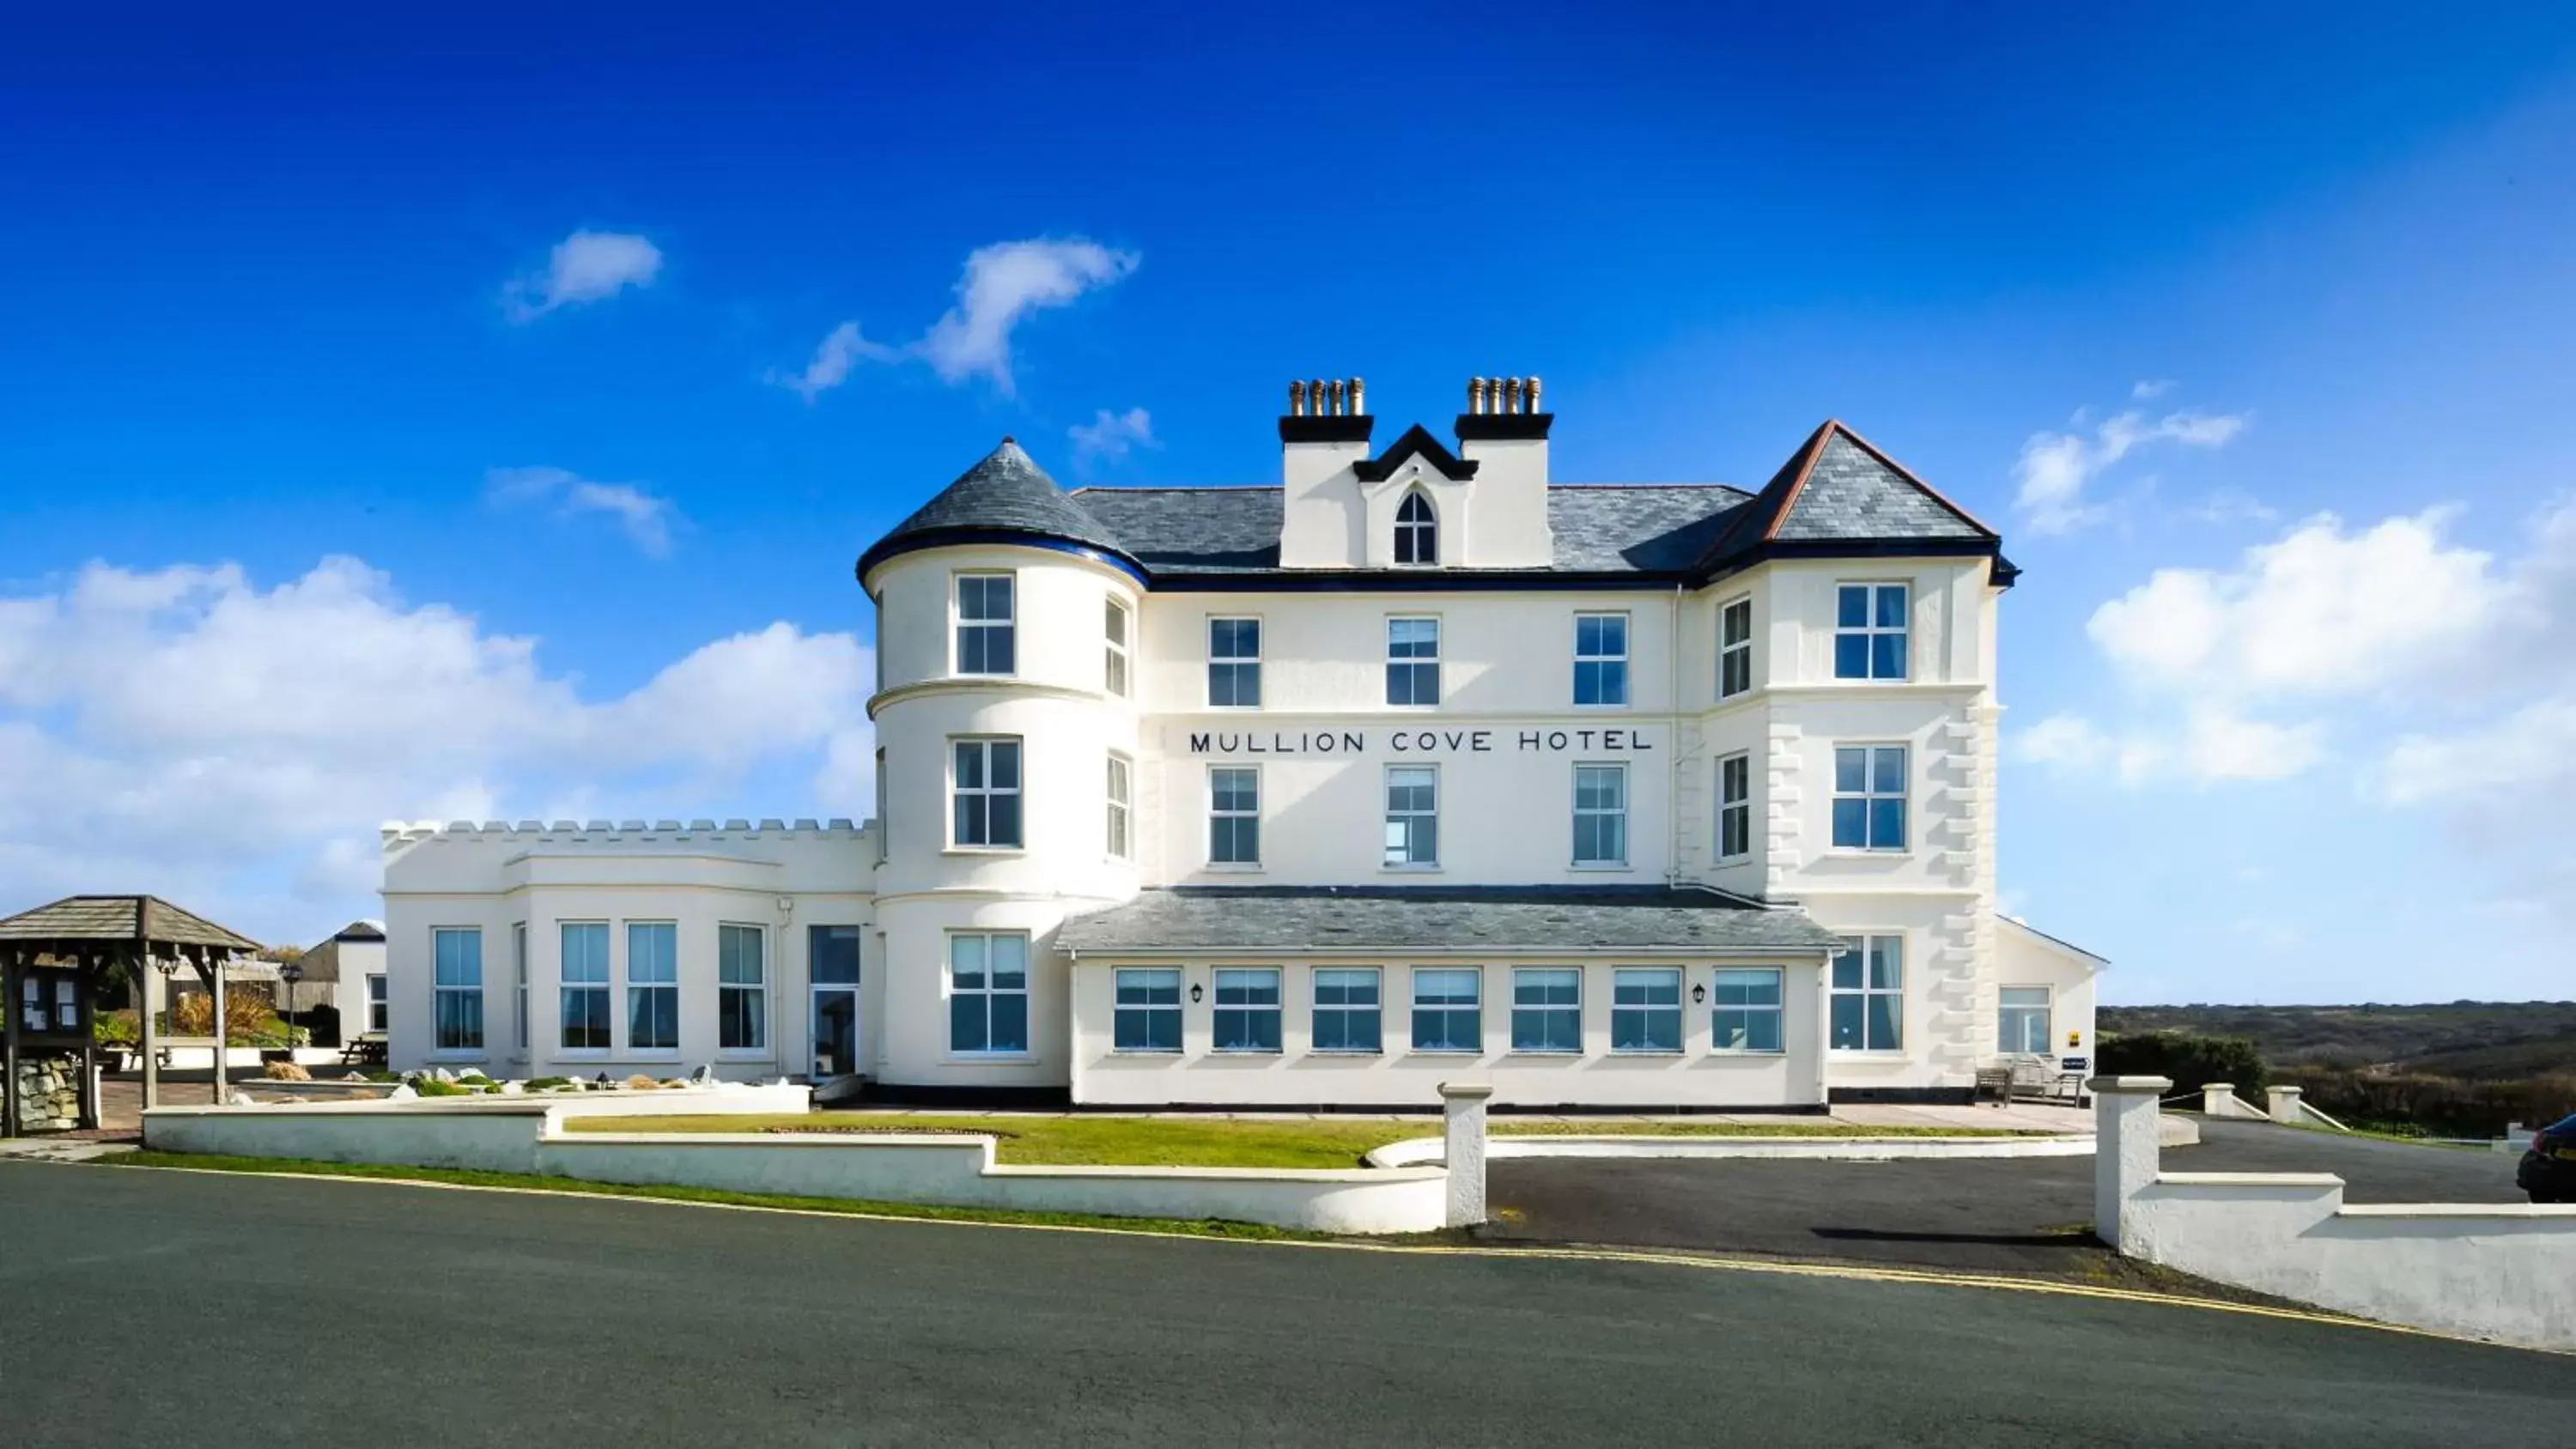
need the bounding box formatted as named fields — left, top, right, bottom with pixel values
left=867, top=546, right=1144, bottom=1088
left=382, top=822, right=876, bottom=1080
left=1069, top=960, right=1822, bottom=1109
left=1996, top=920, right=2102, bottom=1063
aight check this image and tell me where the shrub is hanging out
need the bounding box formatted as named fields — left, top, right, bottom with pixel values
left=623, top=1075, right=660, bottom=1091
left=94, top=1010, right=141, bottom=1047
left=262, top=1059, right=313, bottom=1082
left=2096, top=1030, right=2269, bottom=1096
left=414, top=1078, right=474, bottom=1097
left=169, top=991, right=285, bottom=1046
left=2277, top=1065, right=2576, bottom=1137
left=524, top=1076, right=573, bottom=1091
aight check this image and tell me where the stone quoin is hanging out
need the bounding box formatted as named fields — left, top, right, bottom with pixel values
left=380, top=379, right=2105, bottom=1107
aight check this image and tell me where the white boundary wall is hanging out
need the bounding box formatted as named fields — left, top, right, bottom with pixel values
left=2091, top=1076, right=2576, bottom=1354
left=141, top=1091, right=1447, bottom=1234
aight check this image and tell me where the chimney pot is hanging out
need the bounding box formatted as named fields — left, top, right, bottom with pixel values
left=1351, top=377, right=1366, bottom=414
left=1309, top=379, right=1326, bottom=416
left=1472, top=377, right=1490, bottom=414
left=1329, top=379, right=1348, bottom=415
left=1527, top=375, right=1543, bottom=412
left=1289, top=379, right=1306, bottom=416
left=1504, top=377, right=1525, bottom=414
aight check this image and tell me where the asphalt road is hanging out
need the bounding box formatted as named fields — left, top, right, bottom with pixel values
left=4, top=1162, right=2569, bottom=1447
left=1489, top=1119, right=2530, bottom=1274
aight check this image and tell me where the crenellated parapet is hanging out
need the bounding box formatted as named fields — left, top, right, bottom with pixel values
left=380, top=817, right=870, bottom=853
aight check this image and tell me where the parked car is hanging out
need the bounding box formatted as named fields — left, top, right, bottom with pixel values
left=2518, top=1113, right=2576, bottom=1204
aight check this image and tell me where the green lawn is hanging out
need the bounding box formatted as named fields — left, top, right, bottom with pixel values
left=559, top=1113, right=2019, bottom=1168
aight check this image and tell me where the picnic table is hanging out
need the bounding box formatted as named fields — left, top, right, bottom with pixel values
left=338, top=1035, right=388, bottom=1068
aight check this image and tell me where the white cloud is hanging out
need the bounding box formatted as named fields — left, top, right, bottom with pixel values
left=1068, top=407, right=1157, bottom=467
left=503, top=229, right=663, bottom=323
left=767, top=237, right=1139, bottom=403
left=2014, top=403, right=2250, bottom=534
left=0, top=558, right=872, bottom=942
left=486, top=465, right=680, bottom=555
left=2087, top=509, right=2511, bottom=696
left=2011, top=708, right=2319, bottom=785
left=2034, top=495, right=2576, bottom=919
left=2131, top=379, right=2176, bottom=399
left=915, top=238, right=1138, bottom=394
left=770, top=321, right=897, bottom=403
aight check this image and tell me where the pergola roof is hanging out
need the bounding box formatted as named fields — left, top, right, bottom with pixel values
left=0, top=894, right=262, bottom=953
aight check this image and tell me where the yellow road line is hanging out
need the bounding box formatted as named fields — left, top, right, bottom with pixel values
left=74, top=1159, right=2496, bottom=1349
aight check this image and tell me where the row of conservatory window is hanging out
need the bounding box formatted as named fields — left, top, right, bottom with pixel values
left=427, top=923, right=770, bottom=1055
left=1109, top=965, right=1788, bottom=1055
left=949, top=576, right=1916, bottom=704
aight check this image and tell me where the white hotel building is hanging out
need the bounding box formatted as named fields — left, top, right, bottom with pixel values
left=382, top=379, right=2102, bottom=1108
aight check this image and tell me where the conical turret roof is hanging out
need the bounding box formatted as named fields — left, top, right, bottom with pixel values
left=855, top=438, right=1138, bottom=584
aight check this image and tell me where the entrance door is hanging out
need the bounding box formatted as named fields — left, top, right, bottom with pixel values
left=810, top=925, right=862, bottom=1078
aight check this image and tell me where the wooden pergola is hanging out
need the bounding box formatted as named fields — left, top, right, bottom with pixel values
left=0, top=894, right=264, bottom=1135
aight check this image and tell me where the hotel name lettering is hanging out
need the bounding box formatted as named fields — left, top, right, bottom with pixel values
left=1189, top=728, right=1657, bottom=756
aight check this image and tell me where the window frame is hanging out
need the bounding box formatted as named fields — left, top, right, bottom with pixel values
left=1382, top=762, right=1439, bottom=870
left=1112, top=967, right=1183, bottom=1054
left=1105, top=751, right=1133, bottom=861
left=953, top=570, right=1018, bottom=677
left=1207, top=764, right=1262, bottom=869
left=1573, top=611, right=1631, bottom=708
left=510, top=921, right=527, bottom=1056
left=1211, top=967, right=1284, bottom=1054
left=951, top=735, right=1026, bottom=852
left=365, top=973, right=389, bottom=1034
left=1409, top=967, right=1483, bottom=1054
left=1103, top=596, right=1131, bottom=698
left=946, top=931, right=1032, bottom=1058
left=556, top=921, right=611, bottom=1053
left=1710, top=967, right=1786, bottom=1054
left=625, top=919, right=680, bottom=1054
left=1999, top=985, right=2055, bottom=1056
left=1571, top=761, right=1631, bottom=869
left=1610, top=967, right=1684, bottom=1054
left=1384, top=615, right=1440, bottom=707
left=430, top=926, right=483, bottom=1054
left=1829, top=936, right=1905, bottom=1053
left=1509, top=967, right=1583, bottom=1054
left=1717, top=751, right=1753, bottom=862
left=1830, top=743, right=1910, bottom=853
left=1206, top=615, right=1263, bottom=709
left=1833, top=581, right=1910, bottom=682
left=1310, top=967, right=1383, bottom=1055
left=1394, top=488, right=1437, bottom=566
left=1719, top=595, right=1754, bottom=700
left=717, top=922, right=769, bottom=1056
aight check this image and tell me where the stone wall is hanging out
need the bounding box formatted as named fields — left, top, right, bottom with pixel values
left=11, top=1053, right=83, bottom=1132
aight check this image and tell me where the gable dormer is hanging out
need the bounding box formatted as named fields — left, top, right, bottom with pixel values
left=1275, top=375, right=1554, bottom=570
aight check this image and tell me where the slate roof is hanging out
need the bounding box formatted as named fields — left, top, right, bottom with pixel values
left=0, top=895, right=262, bottom=952
left=294, top=919, right=387, bottom=985
left=1693, top=420, right=2000, bottom=579
left=862, top=420, right=2008, bottom=587
left=1053, top=886, right=1845, bottom=956
left=854, top=438, right=1138, bottom=583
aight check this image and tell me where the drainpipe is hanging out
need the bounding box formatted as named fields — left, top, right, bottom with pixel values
left=1667, top=583, right=1685, bottom=888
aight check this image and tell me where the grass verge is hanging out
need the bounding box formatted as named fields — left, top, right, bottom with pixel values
left=558, top=1113, right=2020, bottom=1168
left=102, top=1151, right=1333, bottom=1240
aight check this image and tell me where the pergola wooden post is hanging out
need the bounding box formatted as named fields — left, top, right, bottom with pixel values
left=0, top=895, right=263, bottom=1136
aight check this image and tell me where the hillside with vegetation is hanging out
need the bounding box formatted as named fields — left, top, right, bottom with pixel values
left=2100, top=1002, right=2576, bottom=1136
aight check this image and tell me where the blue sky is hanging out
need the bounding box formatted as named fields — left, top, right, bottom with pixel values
left=3, top=4, right=2573, bottom=1001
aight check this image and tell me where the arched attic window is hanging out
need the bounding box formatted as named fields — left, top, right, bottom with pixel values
left=1394, top=489, right=1438, bottom=566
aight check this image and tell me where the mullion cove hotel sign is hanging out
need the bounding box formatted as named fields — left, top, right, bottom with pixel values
left=1186, top=725, right=1662, bottom=756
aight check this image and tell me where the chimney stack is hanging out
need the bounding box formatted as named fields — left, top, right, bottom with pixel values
left=1279, top=374, right=1375, bottom=444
